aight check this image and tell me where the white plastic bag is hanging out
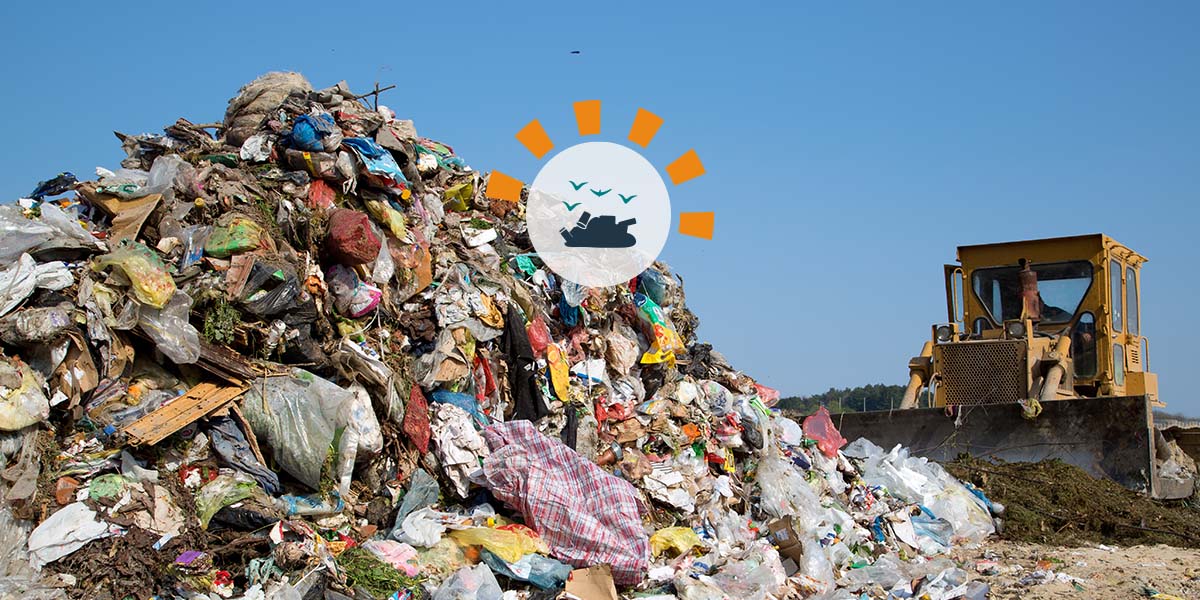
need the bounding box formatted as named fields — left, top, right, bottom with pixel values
left=432, top=564, right=503, bottom=600
left=0, top=254, right=73, bottom=317
left=0, top=206, right=54, bottom=266
left=38, top=203, right=103, bottom=249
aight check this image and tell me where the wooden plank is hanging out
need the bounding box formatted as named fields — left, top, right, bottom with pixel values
left=123, top=382, right=248, bottom=446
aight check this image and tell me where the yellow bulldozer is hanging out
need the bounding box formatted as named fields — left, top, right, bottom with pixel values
left=835, top=234, right=1199, bottom=499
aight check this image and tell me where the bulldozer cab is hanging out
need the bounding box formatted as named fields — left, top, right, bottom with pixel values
left=940, top=234, right=1156, bottom=405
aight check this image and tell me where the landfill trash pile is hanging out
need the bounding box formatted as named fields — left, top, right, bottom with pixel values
left=0, top=72, right=1001, bottom=600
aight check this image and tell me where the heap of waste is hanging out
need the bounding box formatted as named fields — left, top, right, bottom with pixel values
left=0, top=72, right=1000, bottom=600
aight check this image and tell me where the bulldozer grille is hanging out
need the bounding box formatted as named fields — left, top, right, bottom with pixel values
left=938, top=340, right=1027, bottom=405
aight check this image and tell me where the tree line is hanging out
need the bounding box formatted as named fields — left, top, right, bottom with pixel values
left=777, top=383, right=924, bottom=415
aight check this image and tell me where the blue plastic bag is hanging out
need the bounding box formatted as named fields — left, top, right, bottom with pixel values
left=290, top=112, right=341, bottom=151
left=430, top=389, right=488, bottom=427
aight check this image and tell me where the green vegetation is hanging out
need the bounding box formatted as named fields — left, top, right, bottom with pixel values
left=201, top=296, right=240, bottom=345
left=335, top=546, right=423, bottom=597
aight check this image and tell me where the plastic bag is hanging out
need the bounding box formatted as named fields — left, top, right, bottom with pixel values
left=195, top=474, right=258, bottom=528
left=371, top=236, right=395, bottom=284
left=0, top=254, right=72, bottom=317
left=209, top=416, right=281, bottom=494
left=95, top=167, right=150, bottom=198
left=0, top=206, right=54, bottom=266
left=239, top=134, right=273, bottom=162
left=241, top=370, right=346, bottom=490
left=432, top=564, right=502, bottom=600
left=388, top=469, right=441, bottom=541
left=92, top=241, right=176, bottom=309
left=449, top=526, right=547, bottom=564
left=178, top=225, right=212, bottom=269
left=327, top=264, right=382, bottom=318
left=0, top=359, right=50, bottom=431
left=480, top=550, right=572, bottom=590
left=756, top=451, right=822, bottom=530
left=526, top=316, right=551, bottom=358
left=205, top=216, right=267, bottom=258
left=649, top=526, right=702, bottom=557
left=38, top=203, right=101, bottom=249
left=289, top=111, right=343, bottom=152
left=397, top=507, right=459, bottom=548
left=634, top=293, right=685, bottom=365
left=361, top=539, right=420, bottom=577
left=803, top=406, right=848, bottom=458
left=138, top=291, right=200, bottom=364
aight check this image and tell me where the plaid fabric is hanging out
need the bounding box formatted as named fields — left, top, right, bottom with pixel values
left=481, top=420, right=648, bottom=585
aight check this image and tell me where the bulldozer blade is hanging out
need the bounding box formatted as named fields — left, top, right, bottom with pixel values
left=831, top=395, right=1194, bottom=499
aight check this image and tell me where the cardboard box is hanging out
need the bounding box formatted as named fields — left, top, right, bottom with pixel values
left=767, top=516, right=805, bottom=566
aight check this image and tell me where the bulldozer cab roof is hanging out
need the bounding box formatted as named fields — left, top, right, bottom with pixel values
left=955, top=233, right=1147, bottom=269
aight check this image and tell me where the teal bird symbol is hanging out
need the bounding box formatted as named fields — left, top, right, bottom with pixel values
left=619, top=193, right=637, bottom=204
left=569, top=180, right=587, bottom=191
left=590, top=188, right=611, bottom=197
left=563, top=201, right=582, bottom=211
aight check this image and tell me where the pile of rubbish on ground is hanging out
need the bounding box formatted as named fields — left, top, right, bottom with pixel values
left=0, top=72, right=1001, bottom=600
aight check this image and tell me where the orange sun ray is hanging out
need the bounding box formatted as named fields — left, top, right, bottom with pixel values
left=486, top=171, right=524, bottom=202
left=574, top=100, right=601, bottom=135
left=515, top=120, right=554, bottom=158
left=665, top=149, right=705, bottom=185
left=678, top=212, right=714, bottom=239
left=628, top=108, right=663, bottom=148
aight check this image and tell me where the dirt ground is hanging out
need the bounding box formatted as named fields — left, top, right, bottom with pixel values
left=954, top=540, right=1200, bottom=599
left=945, top=458, right=1200, bottom=548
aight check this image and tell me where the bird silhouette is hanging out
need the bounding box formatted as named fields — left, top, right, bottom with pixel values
left=619, top=193, right=637, bottom=204
left=590, top=188, right=611, bottom=197
left=569, top=180, right=587, bottom=191
left=563, top=201, right=582, bottom=211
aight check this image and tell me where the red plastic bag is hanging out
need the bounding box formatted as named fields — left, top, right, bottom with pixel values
left=803, top=406, right=847, bottom=458
left=526, top=316, right=551, bottom=358
left=755, top=383, right=781, bottom=407
left=308, top=179, right=335, bottom=210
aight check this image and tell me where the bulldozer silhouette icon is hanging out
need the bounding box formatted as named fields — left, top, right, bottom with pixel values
left=559, top=211, right=638, bottom=248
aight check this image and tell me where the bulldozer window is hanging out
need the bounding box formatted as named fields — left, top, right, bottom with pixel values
left=1073, top=312, right=1098, bottom=378
left=1111, top=260, right=1123, bottom=332
left=1127, top=266, right=1139, bottom=335
left=971, top=261, right=1093, bottom=325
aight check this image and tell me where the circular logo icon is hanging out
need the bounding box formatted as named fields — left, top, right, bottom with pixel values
left=526, top=141, right=671, bottom=287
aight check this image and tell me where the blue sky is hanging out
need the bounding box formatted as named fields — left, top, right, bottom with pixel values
left=2, top=2, right=1198, bottom=413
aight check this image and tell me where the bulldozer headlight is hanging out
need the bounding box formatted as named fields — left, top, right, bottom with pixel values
left=1005, top=321, right=1026, bottom=338
left=935, top=324, right=954, bottom=343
